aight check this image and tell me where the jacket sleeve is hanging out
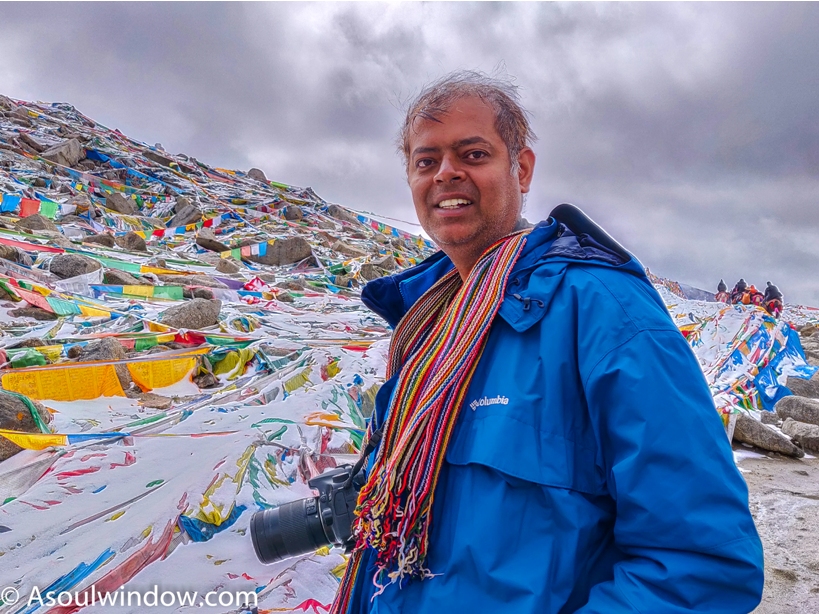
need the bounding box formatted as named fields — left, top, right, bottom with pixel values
left=577, top=328, right=764, bottom=614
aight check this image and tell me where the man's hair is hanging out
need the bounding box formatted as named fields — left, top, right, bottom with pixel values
left=399, top=70, right=537, bottom=173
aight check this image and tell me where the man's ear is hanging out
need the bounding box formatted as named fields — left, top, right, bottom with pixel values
left=517, top=147, right=535, bottom=194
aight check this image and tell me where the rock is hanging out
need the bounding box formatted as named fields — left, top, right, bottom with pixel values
left=8, top=307, right=58, bottom=321
left=278, top=278, right=305, bottom=292
left=276, top=291, right=294, bottom=303
left=137, top=393, right=173, bottom=410
left=786, top=372, right=819, bottom=399
left=732, top=412, right=804, bottom=458
left=0, top=244, right=31, bottom=265
left=48, top=253, right=101, bottom=279
left=183, top=287, right=214, bottom=300
left=79, top=337, right=132, bottom=390
left=19, top=133, right=46, bottom=153
left=781, top=418, right=819, bottom=455
left=247, top=168, right=268, bottom=182
left=760, top=411, right=780, bottom=426
left=10, top=338, right=46, bottom=349
left=247, top=236, right=313, bottom=267
left=114, top=231, right=148, bottom=252
left=168, top=204, right=202, bottom=227
left=160, top=298, right=221, bottom=330
left=143, top=149, right=175, bottom=167
left=104, top=192, right=138, bottom=215
left=174, top=196, right=192, bottom=212
left=193, top=371, right=220, bottom=388
left=195, top=227, right=229, bottom=253
left=0, top=391, right=52, bottom=462
left=359, top=263, right=387, bottom=282
left=332, top=240, right=367, bottom=259
left=83, top=233, right=116, bottom=248
left=283, top=206, right=304, bottom=221
left=374, top=255, right=397, bottom=271
left=215, top=258, right=242, bottom=274
left=15, top=213, right=58, bottom=232
left=48, top=234, right=74, bottom=250
left=801, top=324, right=817, bottom=337
left=326, top=204, right=360, bottom=225
left=41, top=138, right=85, bottom=167
left=156, top=274, right=227, bottom=289
left=776, top=396, right=819, bottom=426
left=103, top=268, right=152, bottom=286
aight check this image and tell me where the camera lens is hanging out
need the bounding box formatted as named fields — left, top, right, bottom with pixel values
left=251, top=496, right=332, bottom=564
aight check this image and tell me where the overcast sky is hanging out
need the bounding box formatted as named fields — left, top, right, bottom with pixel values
left=1, top=2, right=817, bottom=303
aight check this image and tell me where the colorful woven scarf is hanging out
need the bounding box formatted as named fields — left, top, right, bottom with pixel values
left=332, top=230, right=530, bottom=613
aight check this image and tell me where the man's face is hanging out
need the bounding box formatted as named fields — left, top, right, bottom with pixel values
left=406, top=96, right=534, bottom=260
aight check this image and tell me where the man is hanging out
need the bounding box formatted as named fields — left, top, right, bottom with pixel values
left=333, top=72, right=763, bottom=613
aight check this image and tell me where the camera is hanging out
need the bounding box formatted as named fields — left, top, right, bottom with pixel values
left=251, top=464, right=366, bottom=564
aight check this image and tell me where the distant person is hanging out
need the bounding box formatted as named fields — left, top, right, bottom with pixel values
left=746, top=284, right=764, bottom=306
left=763, top=281, right=783, bottom=318
left=730, top=278, right=748, bottom=304
left=715, top=279, right=730, bottom=303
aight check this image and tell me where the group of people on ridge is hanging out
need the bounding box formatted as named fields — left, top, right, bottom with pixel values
left=716, top=278, right=783, bottom=317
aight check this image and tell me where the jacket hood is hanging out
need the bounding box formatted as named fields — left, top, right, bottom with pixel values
left=362, top=203, right=650, bottom=330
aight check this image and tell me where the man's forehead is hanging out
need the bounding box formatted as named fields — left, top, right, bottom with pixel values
left=408, top=96, right=500, bottom=149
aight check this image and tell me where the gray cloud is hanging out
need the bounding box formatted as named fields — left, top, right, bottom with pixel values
left=0, top=2, right=817, bottom=302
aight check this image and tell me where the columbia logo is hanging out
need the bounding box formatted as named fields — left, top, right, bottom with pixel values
left=469, top=395, right=509, bottom=411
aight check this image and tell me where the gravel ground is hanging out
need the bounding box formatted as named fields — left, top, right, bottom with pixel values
left=739, top=448, right=819, bottom=613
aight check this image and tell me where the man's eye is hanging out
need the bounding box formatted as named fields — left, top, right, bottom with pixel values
left=465, top=150, right=488, bottom=160
left=416, top=158, right=435, bottom=169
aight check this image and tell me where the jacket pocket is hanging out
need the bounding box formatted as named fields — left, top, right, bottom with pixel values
left=446, top=412, right=602, bottom=495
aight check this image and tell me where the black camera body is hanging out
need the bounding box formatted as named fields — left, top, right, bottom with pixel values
left=251, top=464, right=366, bottom=564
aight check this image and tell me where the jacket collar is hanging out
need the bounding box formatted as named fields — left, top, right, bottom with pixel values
left=362, top=204, right=647, bottom=332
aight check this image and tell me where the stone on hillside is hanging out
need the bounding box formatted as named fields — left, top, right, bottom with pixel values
left=196, top=227, right=229, bottom=253
left=8, top=307, right=57, bottom=321
left=359, top=263, right=387, bottom=282
left=732, top=412, right=804, bottom=457
left=15, top=213, right=58, bottom=232
left=786, top=372, right=819, bottom=399
left=115, top=231, right=148, bottom=252
left=160, top=298, right=222, bottom=330
left=801, top=324, right=817, bottom=337
left=41, top=138, right=85, bottom=167
left=168, top=204, right=202, bottom=227
left=215, top=258, right=242, bottom=274
left=374, top=255, right=397, bottom=271
left=326, top=204, right=359, bottom=225
left=48, top=253, right=101, bottom=279
left=104, top=192, right=138, bottom=215
left=332, top=240, right=367, bottom=259
left=83, top=233, right=116, bottom=248
left=0, top=391, right=52, bottom=462
left=156, top=274, right=227, bottom=289
left=19, top=133, right=46, bottom=153
left=283, top=206, right=304, bottom=221
left=278, top=278, right=305, bottom=291
left=137, top=393, right=173, bottom=410
left=781, top=418, right=819, bottom=455
left=79, top=337, right=132, bottom=390
left=193, top=371, right=220, bottom=388
left=103, top=269, right=152, bottom=286
left=247, top=236, right=313, bottom=266
left=143, top=149, right=175, bottom=167
left=248, top=168, right=268, bottom=182
left=801, top=337, right=819, bottom=366
left=183, top=287, right=214, bottom=300
left=0, top=244, right=31, bottom=265
left=776, top=395, right=819, bottom=426
left=760, top=411, right=780, bottom=426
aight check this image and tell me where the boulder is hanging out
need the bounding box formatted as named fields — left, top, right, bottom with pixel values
left=103, top=269, right=152, bottom=286
left=278, top=278, right=305, bottom=292
left=83, top=233, right=116, bottom=248
left=160, top=298, right=222, bottom=330
left=0, top=244, right=32, bottom=265
left=359, top=263, right=387, bottom=282
left=332, top=240, right=368, bottom=259
left=8, top=307, right=58, bottom=321
left=732, top=412, right=804, bottom=457
left=19, top=133, right=46, bottom=153
left=326, top=204, right=359, bottom=225
left=760, top=411, right=780, bottom=426
left=283, top=206, right=304, bottom=221
left=786, top=372, right=819, bottom=399
left=247, top=236, right=313, bottom=267
left=143, top=149, right=175, bottom=167
left=15, top=213, right=58, bottom=232
left=79, top=337, right=132, bottom=390
left=156, top=274, right=227, bottom=289
left=781, top=418, right=819, bottom=455
left=48, top=253, right=101, bottom=279
left=0, top=391, right=52, bottom=462
left=247, top=168, right=268, bottom=182
left=114, top=231, right=148, bottom=252
left=168, top=204, right=202, bottom=227
left=193, top=371, right=220, bottom=388
left=776, top=395, right=819, bottom=426
left=104, top=193, right=138, bottom=215
left=195, top=227, right=229, bottom=253
left=183, top=287, right=214, bottom=300
left=215, top=258, right=242, bottom=274
left=136, top=393, right=173, bottom=410
left=374, top=255, right=397, bottom=271
left=41, top=138, right=85, bottom=167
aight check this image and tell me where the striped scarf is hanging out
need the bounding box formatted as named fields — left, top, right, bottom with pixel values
left=332, top=230, right=530, bottom=612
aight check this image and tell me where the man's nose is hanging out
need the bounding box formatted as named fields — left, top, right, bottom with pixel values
left=434, top=154, right=464, bottom=183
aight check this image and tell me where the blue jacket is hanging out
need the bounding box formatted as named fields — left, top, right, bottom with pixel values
left=352, top=204, right=763, bottom=613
